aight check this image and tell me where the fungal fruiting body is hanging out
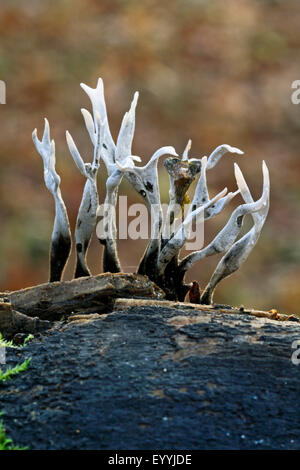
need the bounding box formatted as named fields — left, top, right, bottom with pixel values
left=32, top=119, right=71, bottom=282
left=33, top=78, right=270, bottom=304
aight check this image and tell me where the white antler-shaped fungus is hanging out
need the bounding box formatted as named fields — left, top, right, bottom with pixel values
left=33, top=79, right=270, bottom=305
left=32, top=119, right=71, bottom=282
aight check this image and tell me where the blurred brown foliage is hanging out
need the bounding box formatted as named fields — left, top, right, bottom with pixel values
left=0, top=0, right=299, bottom=314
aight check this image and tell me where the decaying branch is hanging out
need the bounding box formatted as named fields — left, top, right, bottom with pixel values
left=0, top=301, right=52, bottom=339
left=7, top=273, right=164, bottom=321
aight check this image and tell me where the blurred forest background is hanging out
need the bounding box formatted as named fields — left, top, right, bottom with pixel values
left=0, top=0, right=299, bottom=314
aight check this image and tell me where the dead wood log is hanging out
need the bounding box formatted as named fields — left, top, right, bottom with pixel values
left=7, top=273, right=165, bottom=321
left=0, top=302, right=53, bottom=339
left=3, top=303, right=300, bottom=450
left=113, top=298, right=300, bottom=323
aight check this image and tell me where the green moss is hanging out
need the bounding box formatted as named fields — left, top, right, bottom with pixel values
left=0, top=358, right=31, bottom=382
left=0, top=333, right=16, bottom=349
left=0, top=332, right=34, bottom=349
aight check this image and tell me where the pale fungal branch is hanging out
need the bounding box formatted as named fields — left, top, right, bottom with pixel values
left=80, top=78, right=116, bottom=175
left=101, top=93, right=140, bottom=272
left=189, top=156, right=209, bottom=208
left=115, top=91, right=139, bottom=164
left=234, top=161, right=270, bottom=225
left=162, top=143, right=243, bottom=241
left=100, top=157, right=139, bottom=273
left=182, top=139, right=192, bottom=161
left=189, top=144, right=243, bottom=215
left=100, top=169, right=123, bottom=273
left=32, top=78, right=270, bottom=305
left=32, top=119, right=71, bottom=282
left=206, top=144, right=244, bottom=170
left=157, top=187, right=228, bottom=277
left=66, top=107, right=102, bottom=278
left=116, top=146, right=178, bottom=276
left=118, top=146, right=177, bottom=209
left=81, top=79, right=141, bottom=272
left=179, top=182, right=268, bottom=275
left=204, top=189, right=240, bottom=220
left=200, top=161, right=270, bottom=304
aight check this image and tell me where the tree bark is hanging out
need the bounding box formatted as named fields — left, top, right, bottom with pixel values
left=2, top=304, right=300, bottom=450
left=113, top=298, right=300, bottom=323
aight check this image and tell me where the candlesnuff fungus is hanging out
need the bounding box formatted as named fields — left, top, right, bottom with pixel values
left=66, top=110, right=102, bottom=278
left=117, top=145, right=178, bottom=278
left=199, top=161, right=270, bottom=304
left=78, top=79, right=141, bottom=273
left=33, top=78, right=270, bottom=304
left=32, top=119, right=71, bottom=282
left=178, top=161, right=269, bottom=303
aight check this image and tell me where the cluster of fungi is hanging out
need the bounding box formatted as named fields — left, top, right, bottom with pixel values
left=32, top=78, right=270, bottom=304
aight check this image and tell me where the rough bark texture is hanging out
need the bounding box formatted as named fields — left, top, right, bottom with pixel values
left=1, top=305, right=300, bottom=450
left=114, top=298, right=300, bottom=323
left=0, top=301, right=52, bottom=339
left=6, top=273, right=164, bottom=321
